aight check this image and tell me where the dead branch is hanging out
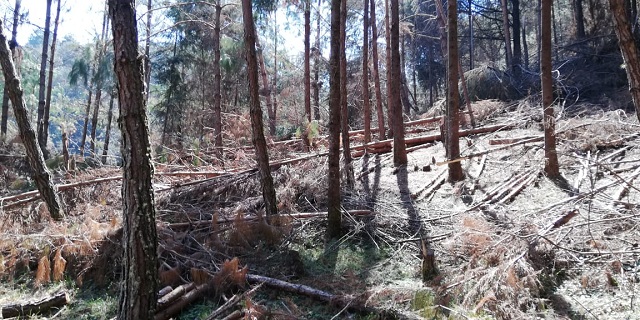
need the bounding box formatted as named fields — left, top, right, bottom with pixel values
left=614, top=166, right=640, bottom=200
left=488, top=135, right=543, bottom=145
left=552, top=209, right=580, bottom=229
left=1, top=291, right=69, bottom=318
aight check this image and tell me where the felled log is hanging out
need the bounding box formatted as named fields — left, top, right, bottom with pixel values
left=157, top=282, right=196, bottom=312
left=154, top=283, right=211, bottom=320
left=1, top=291, right=69, bottom=318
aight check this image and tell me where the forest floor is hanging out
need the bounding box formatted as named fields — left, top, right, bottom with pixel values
left=1, top=99, right=640, bottom=319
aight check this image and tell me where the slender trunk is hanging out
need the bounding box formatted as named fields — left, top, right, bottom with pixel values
left=80, top=84, right=93, bottom=156
left=390, top=0, right=407, bottom=166
left=313, top=0, right=321, bottom=121
left=522, top=19, right=529, bottom=69
left=304, top=0, right=311, bottom=123
left=469, top=0, right=473, bottom=70
left=43, top=0, right=61, bottom=156
left=610, top=0, right=640, bottom=122
left=362, top=0, right=371, bottom=143
left=384, top=0, right=393, bottom=138
left=370, top=0, right=386, bottom=140
left=574, top=0, right=585, bottom=39
left=327, top=0, right=342, bottom=239
left=89, top=88, right=102, bottom=155
left=446, top=0, right=464, bottom=182
left=102, top=91, right=114, bottom=164
left=213, top=2, right=222, bottom=162
left=242, top=0, right=278, bottom=216
left=552, top=2, right=559, bottom=61
left=1, top=0, right=20, bottom=140
left=272, top=12, right=279, bottom=140
left=536, top=0, right=541, bottom=66
left=541, top=0, right=559, bottom=177
left=144, top=0, right=152, bottom=101
left=512, top=0, right=521, bottom=72
left=36, top=0, right=52, bottom=158
left=62, top=129, right=68, bottom=170
left=0, top=19, right=64, bottom=220
left=339, top=0, right=354, bottom=187
left=256, top=38, right=276, bottom=136
left=500, top=0, right=513, bottom=70
left=400, top=29, right=414, bottom=115
left=109, top=1, right=158, bottom=318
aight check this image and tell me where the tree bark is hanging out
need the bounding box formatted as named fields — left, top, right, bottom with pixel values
left=446, top=0, right=464, bottom=182
left=362, top=0, right=371, bottom=144
left=327, top=0, right=342, bottom=239
left=501, top=0, right=513, bottom=70
left=339, top=0, right=354, bottom=187
left=109, top=1, right=159, bottom=319
left=256, top=37, right=276, bottom=136
left=144, top=0, right=152, bottom=101
left=610, top=0, right=640, bottom=122
left=541, top=0, right=560, bottom=177
left=1, top=0, right=20, bottom=141
left=43, top=0, right=61, bottom=157
left=304, top=0, right=311, bottom=124
left=213, top=2, right=223, bottom=163
left=36, top=0, right=52, bottom=158
left=573, top=0, right=585, bottom=39
left=0, top=19, right=64, bottom=220
left=102, top=91, right=115, bottom=164
left=242, top=0, right=278, bottom=216
left=512, top=0, right=522, bottom=72
left=313, top=0, right=321, bottom=121
left=370, top=0, right=386, bottom=140
left=390, top=0, right=407, bottom=166
left=384, top=0, right=393, bottom=138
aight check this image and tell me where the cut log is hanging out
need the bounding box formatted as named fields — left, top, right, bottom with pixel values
left=1, top=291, right=69, bottom=318
left=154, top=283, right=211, bottom=320
left=157, top=282, right=196, bottom=312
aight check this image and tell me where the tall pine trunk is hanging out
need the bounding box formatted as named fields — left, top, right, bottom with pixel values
left=256, top=37, right=276, bottom=136
left=43, top=0, right=61, bottom=154
left=339, top=0, right=354, bottom=187
left=610, top=0, right=640, bottom=122
left=36, top=0, right=52, bottom=158
left=446, top=0, right=464, bottom=182
left=541, top=0, right=560, bottom=177
left=313, top=0, right=321, bottom=121
left=390, top=0, right=406, bottom=166
left=213, top=2, right=223, bottom=162
left=370, top=0, right=386, bottom=140
left=512, top=0, right=521, bottom=72
left=109, top=1, right=159, bottom=318
left=327, top=0, right=342, bottom=239
left=500, top=0, right=513, bottom=70
left=0, top=19, right=64, bottom=220
left=144, top=0, right=152, bottom=101
left=242, top=0, right=278, bottom=216
left=1, top=0, right=20, bottom=141
left=304, top=0, right=311, bottom=124
left=362, top=0, right=371, bottom=143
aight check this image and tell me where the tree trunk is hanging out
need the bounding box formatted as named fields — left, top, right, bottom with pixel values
left=501, top=0, right=513, bottom=70
left=469, top=0, right=473, bottom=70
left=327, top=0, right=342, bottom=239
left=256, top=38, right=276, bottom=136
left=512, top=0, right=522, bottom=72
left=541, top=0, right=560, bottom=177
left=80, top=83, right=93, bottom=156
left=90, top=87, right=102, bottom=155
left=0, top=19, right=64, bottom=220
left=313, top=0, right=321, bottom=121
left=242, top=0, right=278, bottom=217
left=1, top=0, right=20, bottom=141
left=108, top=1, right=159, bottom=319
left=144, top=0, right=152, bottom=101
left=339, top=0, right=354, bottom=188
left=213, top=2, right=223, bottom=163
left=304, top=0, right=311, bottom=124
left=36, top=0, right=52, bottom=158
left=522, top=19, right=529, bottom=69
left=90, top=11, right=110, bottom=156
left=362, top=0, right=371, bottom=143
left=573, top=0, right=585, bottom=39
left=390, top=0, right=407, bottom=166
left=102, top=91, right=115, bottom=165
left=43, top=0, right=61, bottom=156
left=384, top=0, right=393, bottom=138
left=446, top=0, right=464, bottom=182
left=610, top=0, right=640, bottom=122
left=536, top=0, right=541, bottom=66
left=370, top=0, right=386, bottom=140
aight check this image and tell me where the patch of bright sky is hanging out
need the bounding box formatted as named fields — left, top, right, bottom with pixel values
left=12, top=0, right=105, bottom=46
left=11, top=0, right=306, bottom=55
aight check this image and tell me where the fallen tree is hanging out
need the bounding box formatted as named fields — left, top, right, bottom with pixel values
left=1, top=291, right=69, bottom=318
